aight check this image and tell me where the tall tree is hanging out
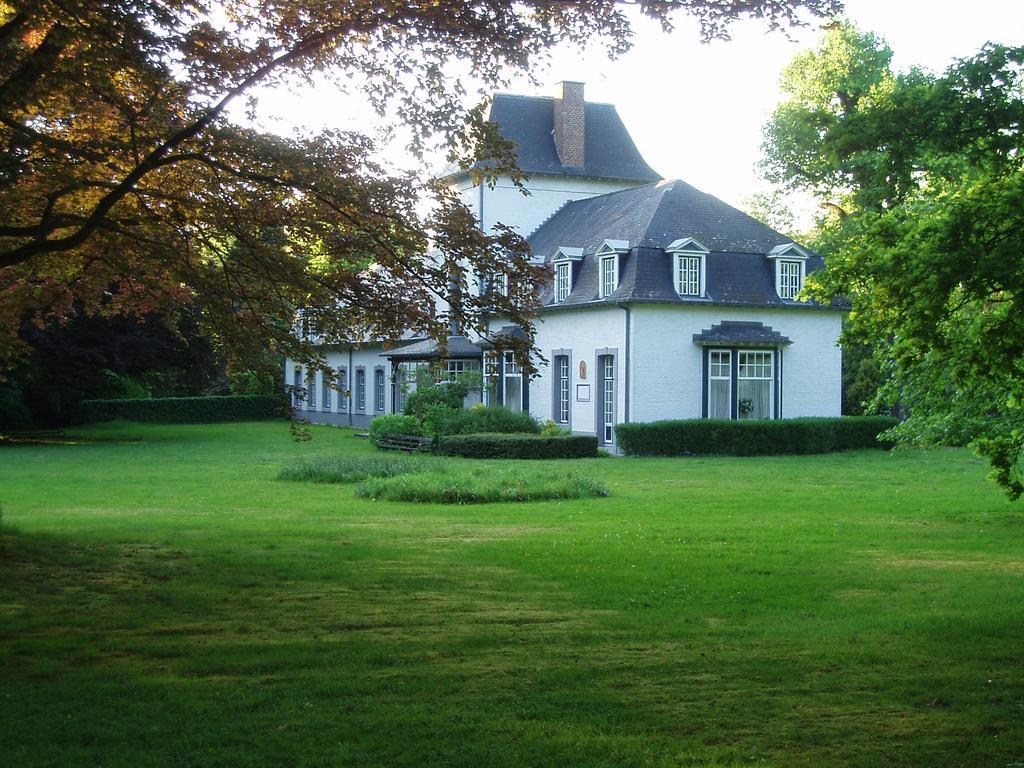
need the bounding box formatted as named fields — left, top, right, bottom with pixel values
left=0, top=0, right=839, bottom=376
left=763, top=22, right=1024, bottom=497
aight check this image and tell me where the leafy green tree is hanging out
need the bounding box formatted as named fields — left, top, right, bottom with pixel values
left=0, top=0, right=839, bottom=379
left=763, top=22, right=1024, bottom=496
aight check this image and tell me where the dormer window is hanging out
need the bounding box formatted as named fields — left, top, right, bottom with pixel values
left=667, top=238, right=709, bottom=298
left=551, top=246, right=584, bottom=304
left=600, top=256, right=617, bottom=297
left=555, top=262, right=571, bottom=302
left=767, top=243, right=810, bottom=301
left=778, top=260, right=803, bottom=299
left=595, top=239, right=628, bottom=299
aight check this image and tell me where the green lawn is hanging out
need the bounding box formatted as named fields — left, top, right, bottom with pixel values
left=0, top=421, right=1021, bottom=767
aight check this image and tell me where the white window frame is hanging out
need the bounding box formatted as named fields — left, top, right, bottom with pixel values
left=674, top=253, right=704, bottom=297
left=336, top=368, right=348, bottom=412
left=666, top=238, right=710, bottom=299
left=557, top=355, right=570, bottom=424
left=600, top=355, right=615, bottom=444
left=374, top=368, right=386, bottom=412
left=707, top=350, right=732, bottom=420
left=502, top=352, right=523, bottom=412
left=554, top=261, right=571, bottom=303
left=767, top=243, right=810, bottom=301
left=292, top=367, right=303, bottom=408
left=321, top=373, right=332, bottom=412
left=355, top=368, right=366, bottom=412
left=737, top=349, right=774, bottom=420
left=706, top=348, right=777, bottom=420
left=777, top=259, right=804, bottom=300
left=306, top=370, right=316, bottom=411
left=599, top=255, right=618, bottom=298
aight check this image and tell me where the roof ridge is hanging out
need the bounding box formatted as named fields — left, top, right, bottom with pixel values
left=491, top=92, right=618, bottom=107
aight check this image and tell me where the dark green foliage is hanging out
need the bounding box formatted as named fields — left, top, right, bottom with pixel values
left=368, top=414, right=424, bottom=447
left=762, top=25, right=1024, bottom=496
left=12, top=309, right=225, bottom=426
left=842, top=342, right=888, bottom=416
left=435, top=432, right=598, bottom=459
left=438, top=406, right=539, bottom=436
left=277, top=454, right=440, bottom=484
left=402, top=377, right=470, bottom=419
left=81, top=395, right=284, bottom=424
left=615, top=417, right=898, bottom=457
left=0, top=382, right=33, bottom=429
left=355, top=467, right=609, bottom=504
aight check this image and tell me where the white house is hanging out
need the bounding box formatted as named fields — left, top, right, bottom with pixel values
left=285, top=81, right=844, bottom=449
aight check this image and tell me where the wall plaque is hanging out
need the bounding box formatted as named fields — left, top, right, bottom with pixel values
left=576, top=384, right=591, bottom=402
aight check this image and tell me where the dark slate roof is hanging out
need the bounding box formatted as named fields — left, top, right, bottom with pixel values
left=441, top=94, right=661, bottom=183
left=530, top=179, right=831, bottom=310
left=382, top=335, right=482, bottom=360
left=693, top=321, right=792, bottom=346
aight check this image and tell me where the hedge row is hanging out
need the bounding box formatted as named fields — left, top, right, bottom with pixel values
left=81, top=395, right=285, bottom=424
left=615, top=417, right=899, bottom=457
left=435, top=432, right=599, bottom=459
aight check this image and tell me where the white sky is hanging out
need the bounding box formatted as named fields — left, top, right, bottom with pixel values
left=242, top=0, right=1024, bottom=209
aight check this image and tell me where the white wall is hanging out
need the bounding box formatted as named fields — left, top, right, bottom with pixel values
left=511, top=306, right=628, bottom=436
left=629, top=305, right=843, bottom=421
left=452, top=174, right=642, bottom=239
left=519, top=304, right=843, bottom=435
left=284, top=345, right=393, bottom=427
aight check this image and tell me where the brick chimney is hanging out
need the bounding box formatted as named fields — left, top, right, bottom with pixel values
left=553, top=81, right=585, bottom=167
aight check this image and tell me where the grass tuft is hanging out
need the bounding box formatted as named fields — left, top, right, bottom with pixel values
left=354, top=467, right=610, bottom=504
left=277, top=454, right=443, bottom=484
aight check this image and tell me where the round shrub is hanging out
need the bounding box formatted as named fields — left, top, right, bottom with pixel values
left=368, top=414, right=423, bottom=447
left=438, top=406, right=539, bottom=436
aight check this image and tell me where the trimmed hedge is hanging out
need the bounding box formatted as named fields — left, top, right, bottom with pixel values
left=81, top=395, right=284, bottom=424
left=438, top=406, right=540, bottom=436
left=615, top=417, right=899, bottom=457
left=435, top=432, right=599, bottom=459
left=368, top=414, right=423, bottom=447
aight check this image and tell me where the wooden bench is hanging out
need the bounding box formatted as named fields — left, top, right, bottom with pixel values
left=378, top=433, right=434, bottom=453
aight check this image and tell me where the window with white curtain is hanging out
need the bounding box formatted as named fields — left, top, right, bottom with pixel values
left=737, top=351, right=773, bottom=420
left=503, top=353, right=522, bottom=412
left=708, top=350, right=731, bottom=419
